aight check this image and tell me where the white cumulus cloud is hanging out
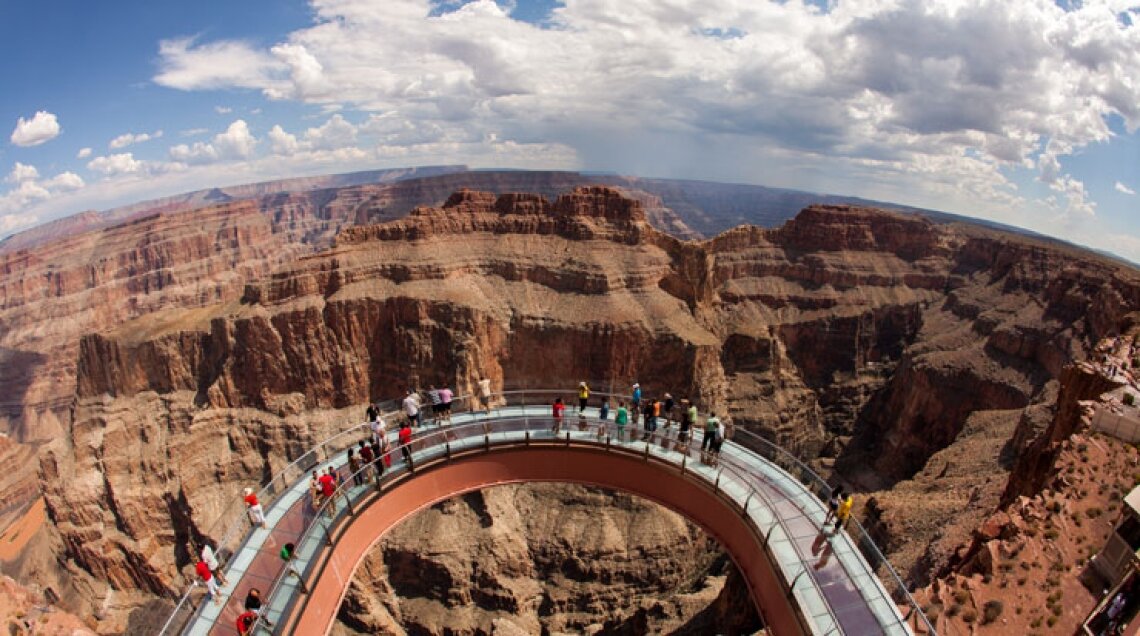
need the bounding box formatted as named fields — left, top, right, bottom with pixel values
left=77, top=147, right=92, bottom=159
left=109, top=130, right=163, bottom=149
left=169, top=119, right=258, bottom=164
left=6, top=162, right=40, bottom=184
left=1117, top=181, right=1136, bottom=195
left=87, top=153, right=145, bottom=176
left=9, top=111, right=61, bottom=147
left=267, top=125, right=300, bottom=155
left=304, top=114, right=357, bottom=150
left=0, top=164, right=85, bottom=224
left=44, top=172, right=85, bottom=191
left=154, top=37, right=287, bottom=92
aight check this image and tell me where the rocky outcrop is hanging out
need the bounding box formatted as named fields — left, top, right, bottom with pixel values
left=334, top=484, right=760, bottom=635
left=0, top=574, right=95, bottom=635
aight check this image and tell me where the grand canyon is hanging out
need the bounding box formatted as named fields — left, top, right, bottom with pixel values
left=0, top=169, right=1137, bottom=635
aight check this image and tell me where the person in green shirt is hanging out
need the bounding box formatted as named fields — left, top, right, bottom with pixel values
left=679, top=401, right=697, bottom=443
left=279, top=542, right=309, bottom=593
left=615, top=401, right=628, bottom=441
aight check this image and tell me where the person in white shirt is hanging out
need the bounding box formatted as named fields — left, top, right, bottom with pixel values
left=402, top=390, right=422, bottom=427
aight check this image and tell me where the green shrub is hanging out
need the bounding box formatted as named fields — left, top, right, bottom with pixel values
left=1125, top=393, right=1135, bottom=406
left=982, top=600, right=1004, bottom=624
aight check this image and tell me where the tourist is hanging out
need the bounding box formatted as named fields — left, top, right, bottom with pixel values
left=642, top=399, right=656, bottom=441
left=318, top=470, right=337, bottom=517
left=835, top=493, right=855, bottom=532
left=701, top=412, right=720, bottom=462
left=279, top=542, right=308, bottom=593
left=439, top=384, right=454, bottom=424
left=243, top=586, right=273, bottom=628
left=348, top=448, right=362, bottom=487
left=823, top=486, right=845, bottom=527
left=578, top=381, right=590, bottom=412
left=369, top=414, right=385, bottom=446
left=1106, top=590, right=1127, bottom=633
left=196, top=557, right=223, bottom=605
left=309, top=471, right=322, bottom=511
left=359, top=440, right=374, bottom=481
left=615, top=401, right=628, bottom=441
left=428, top=385, right=443, bottom=424
left=198, top=541, right=228, bottom=587
left=631, top=382, right=642, bottom=411
left=365, top=402, right=379, bottom=424
left=243, top=487, right=267, bottom=529
left=551, top=397, right=565, bottom=434
left=403, top=389, right=422, bottom=428
left=373, top=434, right=389, bottom=471
left=399, top=420, right=413, bottom=465
left=235, top=609, right=256, bottom=635
left=677, top=400, right=693, bottom=443
left=663, top=393, right=674, bottom=426
left=710, top=417, right=726, bottom=466
left=478, top=376, right=493, bottom=414
left=599, top=398, right=610, bottom=421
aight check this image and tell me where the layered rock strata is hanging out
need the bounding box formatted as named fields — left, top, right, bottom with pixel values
left=31, top=186, right=1140, bottom=631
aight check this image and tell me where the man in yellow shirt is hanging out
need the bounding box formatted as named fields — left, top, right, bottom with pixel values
left=578, top=381, right=589, bottom=412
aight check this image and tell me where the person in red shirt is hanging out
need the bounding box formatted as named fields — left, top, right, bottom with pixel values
left=398, top=422, right=413, bottom=465
left=235, top=609, right=256, bottom=635
left=243, top=487, right=267, bottom=528
left=551, top=397, right=565, bottom=434
left=196, top=559, right=222, bottom=604
left=358, top=439, right=374, bottom=482
left=317, top=470, right=337, bottom=518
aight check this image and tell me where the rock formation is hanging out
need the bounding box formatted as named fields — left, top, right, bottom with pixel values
left=0, top=179, right=1136, bottom=633
left=333, top=484, right=759, bottom=636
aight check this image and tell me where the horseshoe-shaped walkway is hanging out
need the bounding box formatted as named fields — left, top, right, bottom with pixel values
left=162, top=392, right=933, bottom=636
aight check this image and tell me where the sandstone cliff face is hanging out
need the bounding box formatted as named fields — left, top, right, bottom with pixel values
left=333, top=484, right=759, bottom=636
left=26, top=186, right=1140, bottom=632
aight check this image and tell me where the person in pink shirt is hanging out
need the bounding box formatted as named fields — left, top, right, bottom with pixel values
left=438, top=384, right=454, bottom=424
left=551, top=398, right=565, bottom=434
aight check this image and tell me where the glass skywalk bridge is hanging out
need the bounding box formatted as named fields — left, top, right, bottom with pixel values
left=159, top=390, right=938, bottom=636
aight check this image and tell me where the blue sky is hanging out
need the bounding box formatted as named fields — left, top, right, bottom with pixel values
left=2, top=0, right=1139, bottom=261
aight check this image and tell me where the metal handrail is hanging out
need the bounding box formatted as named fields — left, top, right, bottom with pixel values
left=157, top=402, right=408, bottom=636
left=163, top=388, right=935, bottom=635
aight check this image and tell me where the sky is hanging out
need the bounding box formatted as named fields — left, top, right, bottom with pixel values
left=2, top=0, right=1139, bottom=260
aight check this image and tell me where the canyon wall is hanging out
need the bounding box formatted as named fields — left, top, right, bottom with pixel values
left=6, top=182, right=1139, bottom=632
